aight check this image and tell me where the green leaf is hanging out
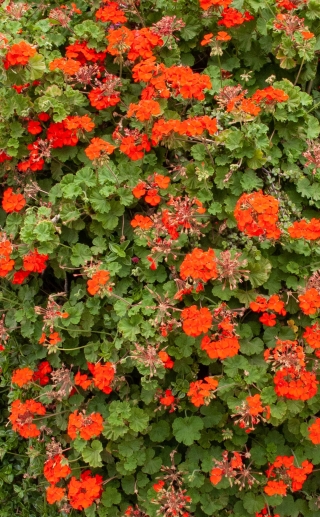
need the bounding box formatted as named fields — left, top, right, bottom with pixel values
left=247, top=257, right=272, bottom=288
left=109, top=243, right=126, bottom=257
left=149, top=421, right=171, bottom=442
left=75, top=167, right=97, bottom=187
left=270, top=400, right=287, bottom=421
left=141, top=448, right=162, bottom=474
left=101, top=486, right=121, bottom=507
left=89, top=191, right=111, bottom=214
left=70, top=243, right=92, bottom=266
left=82, top=440, right=103, bottom=468
left=191, top=144, right=206, bottom=161
left=129, top=408, right=149, bottom=432
left=242, top=493, right=265, bottom=513
left=172, top=417, right=204, bottom=446
left=261, top=387, right=277, bottom=405
left=240, top=337, right=264, bottom=356
left=306, top=115, right=320, bottom=139
left=246, top=150, right=267, bottom=170
left=240, top=170, right=264, bottom=191
left=27, top=53, right=46, bottom=80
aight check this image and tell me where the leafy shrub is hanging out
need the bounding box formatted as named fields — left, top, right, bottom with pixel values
left=1, top=1, right=320, bottom=516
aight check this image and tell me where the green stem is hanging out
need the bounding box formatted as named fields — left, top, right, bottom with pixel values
left=294, top=58, right=305, bottom=86
left=307, top=100, right=320, bottom=114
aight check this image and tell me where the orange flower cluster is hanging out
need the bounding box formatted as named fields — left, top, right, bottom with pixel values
left=88, top=86, right=121, bottom=110
left=201, top=316, right=240, bottom=360
left=17, top=139, right=45, bottom=172
left=106, top=27, right=163, bottom=60
left=27, top=120, right=42, bottom=135
left=0, top=236, right=15, bottom=277
left=23, top=249, right=48, bottom=273
left=33, top=360, right=52, bottom=386
left=303, top=323, right=320, bottom=354
left=222, top=85, right=288, bottom=117
left=47, top=121, right=79, bottom=148
left=12, top=270, right=30, bottom=285
left=95, top=1, right=127, bottom=24
left=264, top=480, right=288, bottom=496
left=65, top=41, right=106, bottom=63
left=181, top=305, right=212, bottom=337
left=133, top=60, right=212, bottom=101
left=2, top=188, right=26, bottom=213
left=0, top=151, right=12, bottom=163
left=132, top=174, right=170, bottom=206
left=158, top=350, right=174, bottom=369
left=288, top=218, right=320, bottom=240
left=250, top=294, right=286, bottom=326
left=234, top=191, right=281, bottom=239
left=276, top=0, right=307, bottom=9
left=85, top=138, right=115, bottom=160
left=87, top=361, right=115, bottom=394
left=210, top=451, right=254, bottom=489
left=159, top=196, right=206, bottom=240
left=201, top=31, right=231, bottom=45
left=130, top=214, right=153, bottom=230
left=64, top=115, right=95, bottom=133
left=264, top=339, right=306, bottom=370
left=273, top=13, right=314, bottom=40
left=127, top=100, right=161, bottom=122
left=180, top=248, right=218, bottom=283
left=112, top=127, right=151, bottom=161
left=232, top=394, right=270, bottom=432
left=67, top=470, right=103, bottom=510
left=218, top=8, right=254, bottom=28
left=74, top=361, right=115, bottom=394
left=39, top=331, right=62, bottom=348
left=151, top=116, right=217, bottom=145
left=4, top=41, right=36, bottom=68
left=187, top=377, right=218, bottom=407
left=87, top=269, right=111, bottom=296
left=44, top=454, right=71, bottom=484
left=308, top=418, right=320, bottom=444
left=265, top=456, right=313, bottom=494
left=67, top=410, right=103, bottom=440
left=273, top=366, right=318, bottom=401
left=9, top=398, right=46, bottom=438
left=298, top=288, right=320, bottom=315
left=159, top=389, right=177, bottom=412
left=11, top=367, right=34, bottom=387
left=199, top=0, right=232, bottom=10
left=251, top=86, right=289, bottom=105
left=49, top=57, right=81, bottom=75
left=46, top=485, right=65, bottom=505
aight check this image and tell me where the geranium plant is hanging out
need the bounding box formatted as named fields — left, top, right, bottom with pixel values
left=1, top=0, right=320, bottom=516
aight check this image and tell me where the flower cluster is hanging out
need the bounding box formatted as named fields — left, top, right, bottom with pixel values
left=234, top=191, right=281, bottom=239
left=67, top=410, right=103, bottom=440
left=210, top=450, right=258, bottom=489
left=201, top=312, right=240, bottom=360
left=265, top=456, right=313, bottom=495
left=9, top=399, right=46, bottom=438
left=181, top=305, right=212, bottom=337
left=75, top=361, right=115, bottom=394
left=232, top=394, right=270, bottom=432
left=250, top=294, right=286, bottom=326
left=180, top=248, right=218, bottom=283
left=273, top=366, right=318, bottom=401
left=87, top=269, right=112, bottom=296
left=187, top=377, right=218, bottom=407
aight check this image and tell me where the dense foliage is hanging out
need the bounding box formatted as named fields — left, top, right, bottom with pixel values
left=1, top=0, right=320, bottom=516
